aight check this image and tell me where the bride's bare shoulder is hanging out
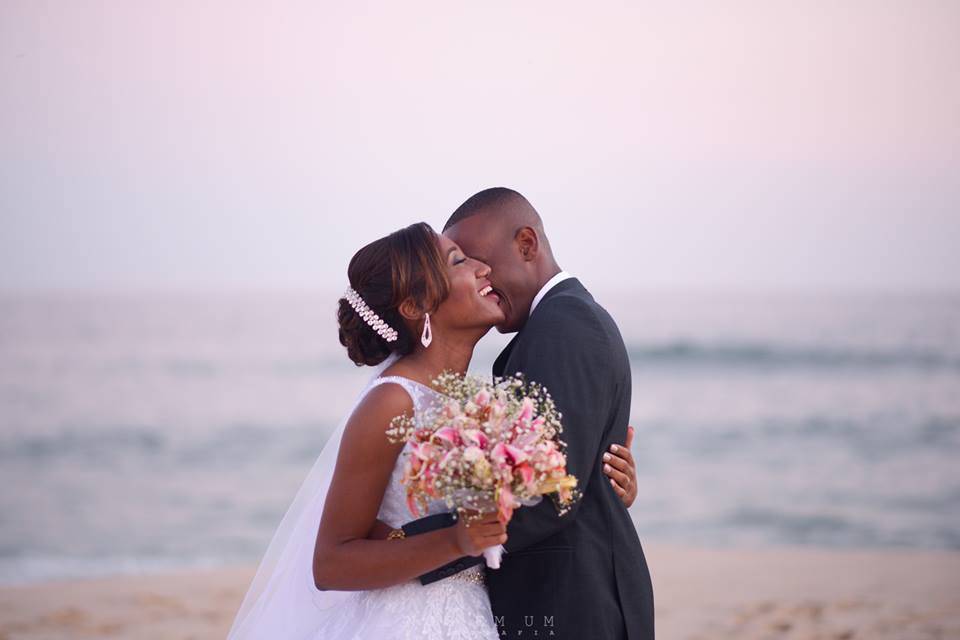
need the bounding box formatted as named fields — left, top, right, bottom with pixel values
left=378, top=361, right=426, bottom=384
left=343, top=381, right=414, bottom=441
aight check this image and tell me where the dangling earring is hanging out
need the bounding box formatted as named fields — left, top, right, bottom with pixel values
left=421, top=313, right=432, bottom=348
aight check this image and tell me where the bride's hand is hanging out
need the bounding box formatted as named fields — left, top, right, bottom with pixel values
left=603, top=425, right=638, bottom=508
left=452, top=509, right=507, bottom=556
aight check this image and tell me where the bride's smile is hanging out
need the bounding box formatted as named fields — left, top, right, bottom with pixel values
left=430, top=233, right=506, bottom=335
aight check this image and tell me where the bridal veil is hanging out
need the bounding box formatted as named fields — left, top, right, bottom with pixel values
left=227, top=353, right=400, bottom=639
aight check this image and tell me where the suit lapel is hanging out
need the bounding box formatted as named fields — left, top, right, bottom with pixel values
left=531, top=277, right=585, bottom=313
left=491, top=278, right=587, bottom=378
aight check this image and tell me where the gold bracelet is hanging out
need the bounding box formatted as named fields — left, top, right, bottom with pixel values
left=387, top=528, right=406, bottom=540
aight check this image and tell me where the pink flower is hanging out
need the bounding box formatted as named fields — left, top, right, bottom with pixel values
left=440, top=448, right=458, bottom=468
left=515, top=462, right=535, bottom=488
left=403, top=455, right=422, bottom=479
left=463, top=446, right=484, bottom=462
left=517, top=397, right=534, bottom=423
left=492, top=442, right=529, bottom=466
left=433, top=426, right=460, bottom=446
left=410, top=442, right=434, bottom=461
left=513, top=431, right=538, bottom=449
left=407, top=493, right=420, bottom=517
left=461, top=428, right=488, bottom=449
left=422, top=466, right=438, bottom=497
left=504, top=443, right=529, bottom=464
left=474, top=388, right=491, bottom=406
left=497, top=484, right=520, bottom=524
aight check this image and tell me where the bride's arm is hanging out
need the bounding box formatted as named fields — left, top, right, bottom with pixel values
left=312, top=383, right=506, bottom=591
left=367, top=518, right=394, bottom=540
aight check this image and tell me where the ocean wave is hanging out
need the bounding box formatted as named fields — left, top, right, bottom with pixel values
left=0, top=426, right=167, bottom=460
left=642, top=415, right=960, bottom=457
left=0, top=423, right=334, bottom=466
left=627, top=341, right=960, bottom=371
left=716, top=506, right=960, bottom=550
left=0, top=553, right=242, bottom=586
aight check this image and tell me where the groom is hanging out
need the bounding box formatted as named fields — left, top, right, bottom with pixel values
left=414, top=188, right=655, bottom=639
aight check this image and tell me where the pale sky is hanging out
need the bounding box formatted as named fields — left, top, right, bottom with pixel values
left=2, top=1, right=958, bottom=293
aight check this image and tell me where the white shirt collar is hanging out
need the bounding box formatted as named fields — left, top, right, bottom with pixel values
left=529, top=271, right=574, bottom=317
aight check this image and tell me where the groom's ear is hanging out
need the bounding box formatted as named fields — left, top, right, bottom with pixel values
left=515, top=226, right=539, bottom=262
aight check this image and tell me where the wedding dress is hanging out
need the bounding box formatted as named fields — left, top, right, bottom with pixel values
left=228, top=354, right=499, bottom=640
left=314, top=375, right=497, bottom=639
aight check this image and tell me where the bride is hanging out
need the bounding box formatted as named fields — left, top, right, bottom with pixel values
left=229, top=222, right=509, bottom=639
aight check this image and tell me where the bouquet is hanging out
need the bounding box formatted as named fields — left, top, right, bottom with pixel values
left=386, top=372, right=579, bottom=569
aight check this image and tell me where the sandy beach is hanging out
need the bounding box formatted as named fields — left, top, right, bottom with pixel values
left=1, top=545, right=958, bottom=639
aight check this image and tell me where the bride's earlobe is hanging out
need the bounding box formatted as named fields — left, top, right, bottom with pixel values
left=421, top=313, right=432, bottom=348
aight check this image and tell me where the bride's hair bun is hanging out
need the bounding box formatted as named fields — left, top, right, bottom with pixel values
left=337, top=297, right=395, bottom=367
left=337, top=222, right=450, bottom=367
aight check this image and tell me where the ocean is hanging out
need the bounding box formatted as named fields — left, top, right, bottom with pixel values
left=1, top=290, right=958, bottom=584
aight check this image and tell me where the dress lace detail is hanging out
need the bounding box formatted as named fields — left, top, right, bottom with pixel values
left=313, top=376, right=497, bottom=640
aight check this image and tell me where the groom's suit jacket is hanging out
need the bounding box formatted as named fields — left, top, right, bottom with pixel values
left=418, top=278, right=655, bottom=640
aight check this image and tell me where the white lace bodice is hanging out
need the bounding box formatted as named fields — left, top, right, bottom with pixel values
left=312, top=374, right=498, bottom=640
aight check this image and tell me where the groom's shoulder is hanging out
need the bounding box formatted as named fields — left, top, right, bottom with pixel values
left=526, top=288, right=610, bottom=345
left=529, top=284, right=627, bottom=352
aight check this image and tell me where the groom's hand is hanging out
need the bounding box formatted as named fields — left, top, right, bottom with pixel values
left=603, top=425, right=637, bottom=508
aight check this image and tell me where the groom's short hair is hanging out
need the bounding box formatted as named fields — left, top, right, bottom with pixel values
left=443, top=187, right=532, bottom=231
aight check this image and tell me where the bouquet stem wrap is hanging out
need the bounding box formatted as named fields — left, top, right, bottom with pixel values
left=483, top=544, right=505, bottom=569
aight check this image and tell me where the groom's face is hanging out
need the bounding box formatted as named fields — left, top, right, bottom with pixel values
left=444, top=214, right=535, bottom=334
